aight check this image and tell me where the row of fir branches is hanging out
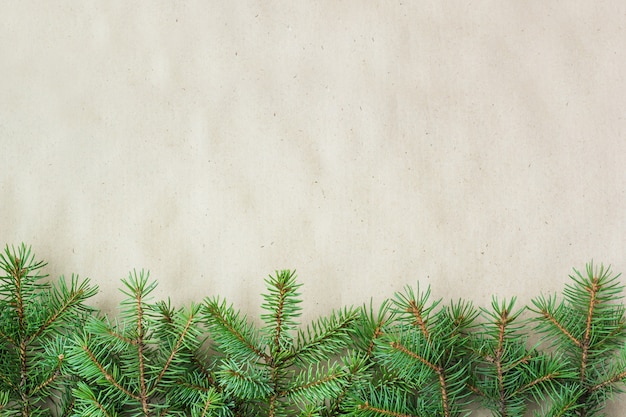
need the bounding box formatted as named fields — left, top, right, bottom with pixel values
left=0, top=244, right=625, bottom=417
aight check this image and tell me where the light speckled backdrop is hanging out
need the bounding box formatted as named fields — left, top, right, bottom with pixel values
left=1, top=2, right=626, bottom=413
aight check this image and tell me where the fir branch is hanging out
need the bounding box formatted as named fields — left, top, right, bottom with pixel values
left=187, top=387, right=225, bottom=417
left=286, top=361, right=347, bottom=404
left=29, top=352, right=64, bottom=396
left=517, top=372, right=560, bottom=396
left=79, top=342, right=140, bottom=401
left=325, top=353, right=371, bottom=416
left=104, top=323, right=137, bottom=347
left=471, top=296, right=572, bottom=417
left=354, top=299, right=394, bottom=359
left=6, top=244, right=626, bottom=417
left=203, top=270, right=359, bottom=416
left=0, top=373, right=17, bottom=393
left=531, top=262, right=626, bottom=416
left=392, top=284, right=439, bottom=339
left=73, top=382, right=118, bottom=417
left=580, top=276, right=600, bottom=383
left=357, top=402, right=418, bottom=417
left=501, top=354, right=532, bottom=373
left=261, top=270, right=302, bottom=356
left=368, top=323, right=387, bottom=358
left=0, top=244, right=97, bottom=416
left=69, top=271, right=205, bottom=416
left=347, top=386, right=422, bottom=417
left=588, top=370, right=626, bottom=394
left=204, top=297, right=268, bottom=362
left=388, top=341, right=439, bottom=373
left=0, top=327, right=17, bottom=348
left=532, top=296, right=582, bottom=348
left=217, top=359, right=272, bottom=400
left=352, top=284, right=476, bottom=417
left=153, top=304, right=200, bottom=389
left=29, top=275, right=97, bottom=342
left=127, top=272, right=151, bottom=416
left=406, top=299, right=429, bottom=339
left=290, top=307, right=358, bottom=365
left=190, top=353, right=217, bottom=387
left=391, top=338, right=451, bottom=417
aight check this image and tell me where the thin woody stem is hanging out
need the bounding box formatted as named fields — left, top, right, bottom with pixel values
left=390, top=341, right=438, bottom=371
left=517, top=373, right=560, bottom=394
left=11, top=257, right=29, bottom=415
left=268, top=393, right=277, bottom=417
left=284, top=368, right=343, bottom=397
left=358, top=402, right=419, bottom=417
left=589, top=370, right=626, bottom=393
left=496, top=309, right=507, bottom=417
left=197, top=394, right=216, bottom=417
left=407, top=300, right=429, bottom=338
left=271, top=280, right=289, bottom=358
left=31, top=355, right=64, bottom=396
left=29, top=286, right=87, bottom=341
left=581, top=277, right=600, bottom=383
left=204, top=303, right=269, bottom=361
left=154, top=312, right=196, bottom=388
left=82, top=345, right=140, bottom=401
left=268, top=280, right=290, bottom=417
left=367, top=320, right=386, bottom=357
left=134, top=287, right=150, bottom=416
left=540, top=310, right=582, bottom=348
left=0, top=326, right=17, bottom=346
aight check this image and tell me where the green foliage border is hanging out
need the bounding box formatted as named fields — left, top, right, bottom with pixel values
left=1, top=244, right=625, bottom=417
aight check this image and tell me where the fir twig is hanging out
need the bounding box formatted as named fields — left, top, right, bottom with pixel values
left=202, top=270, right=358, bottom=417
left=0, top=243, right=97, bottom=416
left=68, top=270, right=218, bottom=416
left=530, top=262, right=626, bottom=416
left=469, top=297, right=572, bottom=417
left=349, top=284, right=477, bottom=417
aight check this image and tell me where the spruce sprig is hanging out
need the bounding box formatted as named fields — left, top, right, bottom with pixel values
left=469, top=297, right=573, bottom=417
left=348, top=283, right=478, bottom=417
left=0, top=243, right=97, bottom=416
left=530, top=262, right=626, bottom=416
left=67, top=270, right=215, bottom=417
left=203, top=270, right=359, bottom=417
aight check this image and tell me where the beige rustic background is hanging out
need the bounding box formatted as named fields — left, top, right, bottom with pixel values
left=1, top=2, right=626, bottom=414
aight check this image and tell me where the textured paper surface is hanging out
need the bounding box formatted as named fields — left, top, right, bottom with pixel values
left=2, top=1, right=626, bottom=312
left=1, top=4, right=626, bottom=411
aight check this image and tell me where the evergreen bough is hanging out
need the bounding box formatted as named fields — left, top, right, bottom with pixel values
left=203, top=269, right=359, bottom=417
left=67, top=270, right=216, bottom=417
left=347, top=284, right=478, bottom=417
left=469, top=297, right=574, bottom=417
left=530, top=263, right=626, bottom=417
left=0, top=244, right=97, bottom=416
left=2, top=243, right=626, bottom=417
